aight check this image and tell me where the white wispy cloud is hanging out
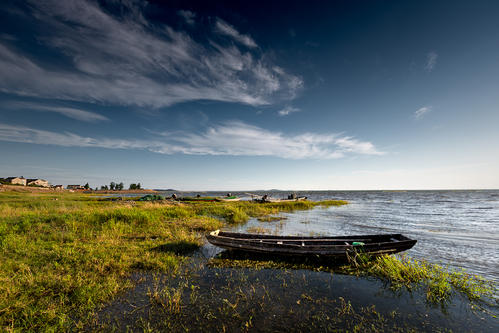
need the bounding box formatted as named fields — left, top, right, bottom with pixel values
left=0, top=122, right=384, bottom=159
left=278, top=106, right=300, bottom=116
left=0, top=1, right=301, bottom=108
left=0, top=123, right=135, bottom=149
left=5, top=102, right=108, bottom=122
left=214, top=18, right=257, bottom=48
left=425, top=51, right=438, bottom=72
left=414, top=106, right=432, bottom=119
left=177, top=10, right=196, bottom=25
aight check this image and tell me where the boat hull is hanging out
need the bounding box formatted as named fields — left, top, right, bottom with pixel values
left=206, top=230, right=417, bottom=257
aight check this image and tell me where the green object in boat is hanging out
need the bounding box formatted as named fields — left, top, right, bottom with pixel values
left=352, top=242, right=365, bottom=246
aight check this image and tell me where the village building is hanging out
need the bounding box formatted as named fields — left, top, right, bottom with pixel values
left=52, top=185, right=64, bottom=190
left=27, top=179, right=50, bottom=187
left=4, top=177, right=27, bottom=186
left=67, top=185, right=84, bottom=190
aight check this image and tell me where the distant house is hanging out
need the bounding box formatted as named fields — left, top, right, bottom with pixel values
left=52, top=185, right=64, bottom=190
left=67, top=185, right=84, bottom=190
left=27, top=178, right=50, bottom=187
left=5, top=177, right=27, bottom=186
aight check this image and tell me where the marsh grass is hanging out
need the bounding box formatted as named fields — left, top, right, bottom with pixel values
left=245, top=226, right=272, bottom=234
left=257, top=216, right=287, bottom=222
left=0, top=191, right=347, bottom=331
left=209, top=251, right=497, bottom=309
left=101, top=263, right=436, bottom=332
left=350, top=253, right=497, bottom=306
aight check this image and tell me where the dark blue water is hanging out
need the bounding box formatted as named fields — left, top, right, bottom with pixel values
left=164, top=190, right=499, bottom=283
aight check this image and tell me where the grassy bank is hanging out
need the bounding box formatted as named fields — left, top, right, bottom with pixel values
left=0, top=191, right=346, bottom=331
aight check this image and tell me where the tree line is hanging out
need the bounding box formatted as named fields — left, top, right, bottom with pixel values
left=82, top=182, right=142, bottom=191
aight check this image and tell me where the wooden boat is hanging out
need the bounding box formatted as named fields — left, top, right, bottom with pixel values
left=206, top=230, right=416, bottom=257
left=254, top=196, right=308, bottom=203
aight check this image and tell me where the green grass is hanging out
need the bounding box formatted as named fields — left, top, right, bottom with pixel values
left=0, top=191, right=347, bottom=331
left=349, top=253, right=497, bottom=305
left=257, top=216, right=287, bottom=222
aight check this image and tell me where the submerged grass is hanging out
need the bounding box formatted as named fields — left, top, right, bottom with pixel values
left=351, top=253, right=497, bottom=306
left=95, top=262, right=462, bottom=332
left=209, top=251, right=497, bottom=309
left=0, top=191, right=347, bottom=331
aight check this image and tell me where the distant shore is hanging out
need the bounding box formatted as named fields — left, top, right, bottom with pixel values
left=0, top=184, right=157, bottom=194
left=85, top=189, right=158, bottom=194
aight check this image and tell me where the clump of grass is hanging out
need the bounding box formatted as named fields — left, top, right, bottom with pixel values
left=354, top=254, right=497, bottom=304
left=245, top=226, right=272, bottom=234
left=149, top=282, right=186, bottom=314
left=257, top=216, right=287, bottom=222
left=189, top=199, right=347, bottom=225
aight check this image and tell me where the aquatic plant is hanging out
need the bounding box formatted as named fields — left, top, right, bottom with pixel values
left=357, top=254, right=497, bottom=305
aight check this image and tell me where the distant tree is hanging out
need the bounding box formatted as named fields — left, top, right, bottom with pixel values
left=101, top=185, right=109, bottom=190
left=129, top=183, right=136, bottom=190
left=137, top=183, right=141, bottom=189
left=95, top=187, right=98, bottom=191
left=84, top=183, right=89, bottom=190
left=118, top=182, right=124, bottom=191
left=110, top=182, right=116, bottom=190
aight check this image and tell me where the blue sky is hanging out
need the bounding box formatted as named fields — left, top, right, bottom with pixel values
left=1, top=0, right=498, bottom=190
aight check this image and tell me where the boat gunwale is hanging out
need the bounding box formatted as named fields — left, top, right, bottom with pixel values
left=210, top=230, right=411, bottom=241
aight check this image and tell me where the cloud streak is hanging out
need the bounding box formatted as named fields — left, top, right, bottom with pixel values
left=278, top=106, right=300, bottom=116
left=0, top=122, right=384, bottom=159
left=4, top=102, right=108, bottom=122
left=0, top=1, right=302, bottom=108
left=414, top=106, right=432, bottom=119
left=215, top=19, right=257, bottom=48
left=425, top=51, right=438, bottom=72
left=177, top=10, right=196, bottom=25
